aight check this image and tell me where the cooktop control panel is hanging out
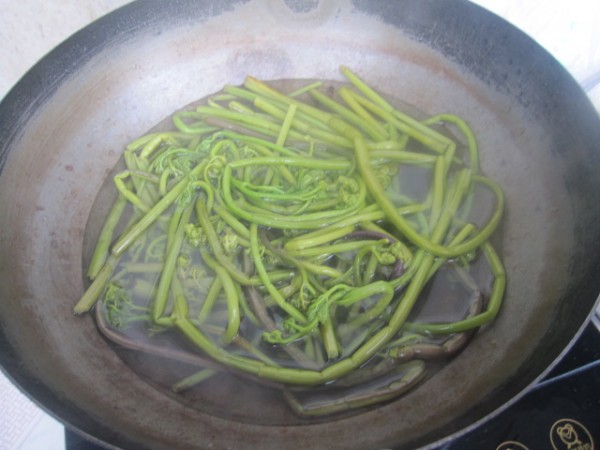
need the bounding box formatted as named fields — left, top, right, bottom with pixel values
left=437, top=322, right=600, bottom=450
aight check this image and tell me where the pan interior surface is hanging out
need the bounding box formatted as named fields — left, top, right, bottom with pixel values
left=0, top=1, right=598, bottom=449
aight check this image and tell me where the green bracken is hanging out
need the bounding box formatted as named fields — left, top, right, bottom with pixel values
left=74, top=66, right=505, bottom=416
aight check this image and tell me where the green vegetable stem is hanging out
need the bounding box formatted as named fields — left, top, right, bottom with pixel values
left=74, top=66, right=505, bottom=415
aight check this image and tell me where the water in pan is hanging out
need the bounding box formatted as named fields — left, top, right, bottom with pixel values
left=80, top=77, right=501, bottom=425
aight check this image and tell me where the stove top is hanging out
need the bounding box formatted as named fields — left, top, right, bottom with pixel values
left=436, top=320, right=600, bottom=450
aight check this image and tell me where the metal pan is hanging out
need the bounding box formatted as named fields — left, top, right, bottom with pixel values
left=0, top=1, right=599, bottom=448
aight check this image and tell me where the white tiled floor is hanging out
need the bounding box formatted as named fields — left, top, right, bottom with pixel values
left=0, top=1, right=599, bottom=449
left=0, top=370, right=64, bottom=450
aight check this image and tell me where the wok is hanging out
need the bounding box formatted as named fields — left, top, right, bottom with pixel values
left=0, top=0, right=599, bottom=449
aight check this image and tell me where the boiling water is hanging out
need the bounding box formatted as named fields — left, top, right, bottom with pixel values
left=81, top=79, right=499, bottom=425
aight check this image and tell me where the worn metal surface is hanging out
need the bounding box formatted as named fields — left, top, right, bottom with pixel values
left=0, top=0, right=599, bottom=449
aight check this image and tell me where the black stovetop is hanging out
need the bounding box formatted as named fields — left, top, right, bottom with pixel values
left=438, top=320, right=600, bottom=450
left=65, top=321, right=600, bottom=450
